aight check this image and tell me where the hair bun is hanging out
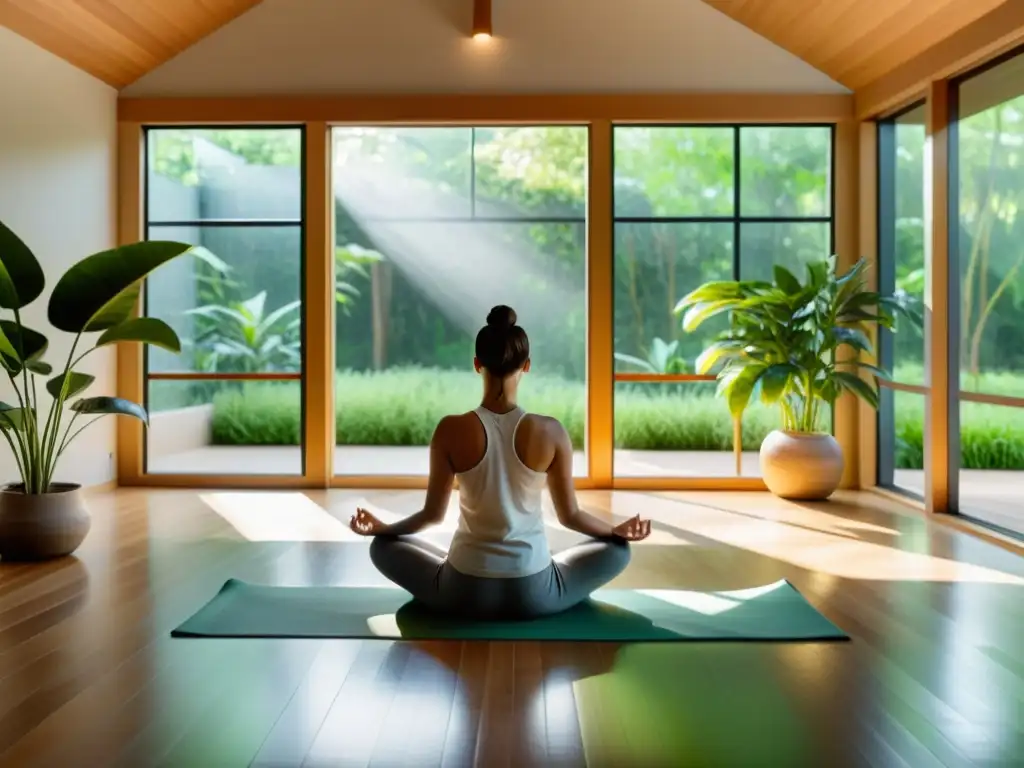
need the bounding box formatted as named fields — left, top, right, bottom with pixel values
left=486, top=305, right=517, bottom=329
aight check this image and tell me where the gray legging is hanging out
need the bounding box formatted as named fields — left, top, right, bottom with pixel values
left=368, top=535, right=631, bottom=620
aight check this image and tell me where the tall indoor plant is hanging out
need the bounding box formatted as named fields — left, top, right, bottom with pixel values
left=0, top=220, right=196, bottom=559
left=676, top=258, right=918, bottom=499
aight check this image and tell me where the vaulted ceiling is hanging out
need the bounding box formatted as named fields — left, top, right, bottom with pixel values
left=699, top=0, right=1009, bottom=89
left=0, top=0, right=1011, bottom=90
left=0, top=0, right=263, bottom=87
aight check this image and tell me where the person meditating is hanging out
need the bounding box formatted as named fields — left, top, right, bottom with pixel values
left=349, top=305, right=651, bottom=621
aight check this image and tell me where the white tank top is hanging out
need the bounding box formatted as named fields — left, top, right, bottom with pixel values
left=446, top=407, right=552, bottom=578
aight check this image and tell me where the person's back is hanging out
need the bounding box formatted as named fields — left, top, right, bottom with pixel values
left=351, top=305, right=651, bottom=620
left=447, top=406, right=551, bottom=578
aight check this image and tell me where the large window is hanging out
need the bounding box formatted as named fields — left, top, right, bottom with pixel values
left=143, top=127, right=305, bottom=476
left=877, top=104, right=927, bottom=496
left=330, top=127, right=588, bottom=477
left=952, top=52, right=1024, bottom=535
left=612, top=125, right=834, bottom=478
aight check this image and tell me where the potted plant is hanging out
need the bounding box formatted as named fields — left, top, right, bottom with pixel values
left=676, top=258, right=918, bottom=500
left=0, top=220, right=197, bottom=559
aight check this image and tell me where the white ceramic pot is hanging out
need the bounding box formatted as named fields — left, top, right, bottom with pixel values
left=759, top=430, right=844, bottom=500
left=0, top=483, right=91, bottom=560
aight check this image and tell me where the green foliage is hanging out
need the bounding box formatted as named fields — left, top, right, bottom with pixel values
left=677, top=258, right=920, bottom=432
left=185, top=250, right=301, bottom=375
left=0, top=221, right=45, bottom=309
left=614, top=338, right=688, bottom=375
left=149, top=129, right=301, bottom=186
left=201, top=367, right=1023, bottom=470
left=0, top=219, right=193, bottom=493
left=335, top=244, right=383, bottom=315
left=188, top=291, right=301, bottom=374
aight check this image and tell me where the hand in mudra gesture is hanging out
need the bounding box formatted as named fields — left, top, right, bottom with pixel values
left=612, top=514, right=651, bottom=541
left=350, top=507, right=389, bottom=536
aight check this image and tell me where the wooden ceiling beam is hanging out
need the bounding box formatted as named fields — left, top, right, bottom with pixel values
left=699, top=0, right=1008, bottom=90
left=0, top=0, right=263, bottom=88
left=855, top=0, right=1024, bottom=118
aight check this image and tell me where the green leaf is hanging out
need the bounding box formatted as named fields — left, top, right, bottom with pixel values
left=97, top=318, right=181, bottom=353
left=47, top=241, right=194, bottom=333
left=674, top=282, right=744, bottom=312
left=46, top=371, right=95, bottom=400
left=71, top=396, right=149, bottom=426
left=719, top=365, right=765, bottom=419
left=760, top=363, right=798, bottom=403
left=26, top=360, right=53, bottom=375
left=0, top=407, right=33, bottom=431
left=0, top=321, right=48, bottom=373
left=189, top=245, right=231, bottom=274
left=847, top=361, right=891, bottom=380
left=773, top=265, right=802, bottom=294
left=682, top=300, right=737, bottom=332
left=834, top=327, right=873, bottom=353
left=613, top=352, right=654, bottom=373
left=806, top=259, right=831, bottom=289
left=834, top=371, right=880, bottom=409
left=695, top=340, right=744, bottom=374
left=0, top=323, right=19, bottom=366
left=0, top=220, right=45, bottom=309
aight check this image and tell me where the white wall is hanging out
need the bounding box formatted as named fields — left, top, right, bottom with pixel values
left=124, top=0, right=846, bottom=96
left=0, top=26, right=117, bottom=488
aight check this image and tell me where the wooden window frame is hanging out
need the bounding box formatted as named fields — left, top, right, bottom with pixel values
left=116, top=93, right=857, bottom=490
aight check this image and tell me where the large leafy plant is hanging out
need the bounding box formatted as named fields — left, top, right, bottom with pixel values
left=675, top=258, right=919, bottom=434
left=0, top=220, right=194, bottom=493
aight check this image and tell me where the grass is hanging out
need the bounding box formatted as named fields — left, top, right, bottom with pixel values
left=197, top=367, right=1024, bottom=471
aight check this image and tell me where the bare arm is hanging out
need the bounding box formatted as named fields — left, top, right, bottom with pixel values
left=545, top=421, right=617, bottom=539
left=380, top=419, right=455, bottom=536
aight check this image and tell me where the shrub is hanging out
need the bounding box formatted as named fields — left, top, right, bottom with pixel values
left=206, top=366, right=1024, bottom=470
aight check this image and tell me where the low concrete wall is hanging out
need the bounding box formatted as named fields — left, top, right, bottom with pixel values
left=149, top=405, right=213, bottom=458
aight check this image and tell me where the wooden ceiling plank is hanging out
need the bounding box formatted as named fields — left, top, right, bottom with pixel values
left=75, top=0, right=179, bottom=60
left=0, top=0, right=130, bottom=84
left=837, top=0, right=1007, bottom=87
left=856, top=1, right=1024, bottom=117
left=700, top=0, right=1015, bottom=90
left=785, top=0, right=876, bottom=59
left=11, top=0, right=163, bottom=77
left=0, top=0, right=263, bottom=88
left=801, top=0, right=938, bottom=73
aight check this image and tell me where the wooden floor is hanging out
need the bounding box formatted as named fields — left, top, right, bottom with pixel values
left=0, top=488, right=1021, bottom=767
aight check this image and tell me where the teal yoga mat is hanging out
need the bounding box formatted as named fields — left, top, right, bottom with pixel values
left=172, top=579, right=847, bottom=642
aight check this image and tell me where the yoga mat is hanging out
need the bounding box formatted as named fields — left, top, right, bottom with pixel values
left=172, top=579, right=847, bottom=642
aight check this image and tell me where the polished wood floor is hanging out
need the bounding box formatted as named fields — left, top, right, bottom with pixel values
left=0, top=488, right=1021, bottom=767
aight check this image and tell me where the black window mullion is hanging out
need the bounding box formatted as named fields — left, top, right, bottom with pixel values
left=876, top=119, right=898, bottom=487
left=733, top=126, right=742, bottom=281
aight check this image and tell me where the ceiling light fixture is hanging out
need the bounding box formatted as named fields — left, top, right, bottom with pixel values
left=472, top=0, right=492, bottom=39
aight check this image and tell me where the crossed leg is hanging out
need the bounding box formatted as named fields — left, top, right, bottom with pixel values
left=369, top=534, right=631, bottom=619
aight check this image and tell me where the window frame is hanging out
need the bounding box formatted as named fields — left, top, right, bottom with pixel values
left=140, top=124, right=309, bottom=478
left=875, top=101, right=928, bottom=498
left=610, top=123, right=837, bottom=480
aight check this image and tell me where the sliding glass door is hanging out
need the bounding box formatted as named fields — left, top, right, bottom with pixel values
left=951, top=52, right=1024, bottom=535
left=877, top=104, right=927, bottom=497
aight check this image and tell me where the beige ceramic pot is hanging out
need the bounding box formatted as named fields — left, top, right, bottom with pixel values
left=0, top=483, right=91, bottom=560
left=759, top=430, right=844, bottom=500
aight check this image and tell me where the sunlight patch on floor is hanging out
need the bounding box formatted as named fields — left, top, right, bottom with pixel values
left=619, top=493, right=1024, bottom=584
left=635, top=580, right=787, bottom=616
left=199, top=492, right=362, bottom=542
